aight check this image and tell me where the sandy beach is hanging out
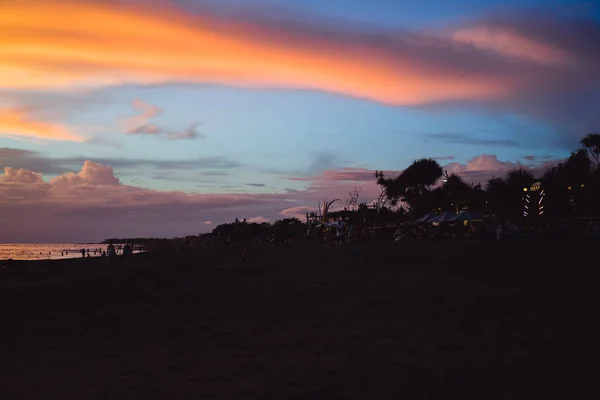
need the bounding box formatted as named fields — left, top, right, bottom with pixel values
left=1, top=238, right=599, bottom=399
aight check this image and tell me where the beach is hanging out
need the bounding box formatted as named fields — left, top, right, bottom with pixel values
left=0, top=243, right=146, bottom=261
left=1, top=238, right=599, bottom=398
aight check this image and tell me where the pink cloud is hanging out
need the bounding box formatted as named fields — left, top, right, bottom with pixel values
left=1, top=167, right=44, bottom=184
left=291, top=168, right=403, bottom=185
left=0, top=155, right=559, bottom=242
left=451, top=26, right=569, bottom=65
left=443, top=154, right=521, bottom=175
left=441, top=154, right=558, bottom=183
left=122, top=98, right=162, bottom=135
left=247, top=216, right=269, bottom=223
left=290, top=168, right=376, bottom=182
left=279, top=206, right=318, bottom=221
left=49, top=161, right=121, bottom=187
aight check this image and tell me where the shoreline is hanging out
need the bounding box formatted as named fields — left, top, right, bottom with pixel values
left=2, top=236, right=598, bottom=286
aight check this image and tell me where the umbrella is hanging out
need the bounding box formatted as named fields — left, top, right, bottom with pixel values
left=430, top=212, right=457, bottom=223
left=414, top=212, right=437, bottom=223
left=454, top=211, right=485, bottom=222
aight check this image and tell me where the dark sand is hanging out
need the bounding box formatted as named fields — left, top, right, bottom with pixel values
left=1, top=239, right=599, bottom=399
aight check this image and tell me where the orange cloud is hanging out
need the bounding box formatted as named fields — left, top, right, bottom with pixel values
left=0, top=0, right=512, bottom=105
left=0, top=108, right=84, bottom=142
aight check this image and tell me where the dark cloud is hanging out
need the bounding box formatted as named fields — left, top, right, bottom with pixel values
left=258, top=150, right=343, bottom=178
left=127, top=124, right=161, bottom=135
left=165, top=122, right=205, bottom=140
left=305, top=151, right=341, bottom=176
left=246, top=183, right=266, bottom=187
left=423, top=133, right=522, bottom=148
left=0, top=147, right=242, bottom=176
left=523, top=155, right=554, bottom=161
left=127, top=121, right=204, bottom=141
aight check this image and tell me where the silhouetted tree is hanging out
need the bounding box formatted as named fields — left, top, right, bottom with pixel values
left=211, top=218, right=308, bottom=243
left=271, top=218, right=305, bottom=240
left=485, top=177, right=509, bottom=216
left=435, top=173, right=472, bottom=213
left=374, top=170, right=390, bottom=210
left=503, top=168, right=535, bottom=218
left=581, top=133, right=600, bottom=169
left=378, top=158, right=443, bottom=215
left=345, top=186, right=362, bottom=211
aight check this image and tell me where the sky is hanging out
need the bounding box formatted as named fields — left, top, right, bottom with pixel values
left=1, top=0, right=599, bottom=243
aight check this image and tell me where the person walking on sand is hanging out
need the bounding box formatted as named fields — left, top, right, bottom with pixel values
left=123, top=242, right=133, bottom=266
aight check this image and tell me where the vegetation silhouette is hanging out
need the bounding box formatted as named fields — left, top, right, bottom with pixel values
left=104, top=134, right=600, bottom=245
left=210, top=218, right=306, bottom=243
left=376, top=133, right=600, bottom=219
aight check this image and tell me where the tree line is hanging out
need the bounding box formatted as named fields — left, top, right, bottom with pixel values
left=374, top=133, right=600, bottom=219
left=208, top=218, right=306, bottom=242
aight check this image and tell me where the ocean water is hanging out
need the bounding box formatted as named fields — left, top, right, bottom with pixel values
left=0, top=244, right=144, bottom=261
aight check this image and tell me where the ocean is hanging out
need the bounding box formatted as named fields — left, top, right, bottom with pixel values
left=0, top=244, right=144, bottom=261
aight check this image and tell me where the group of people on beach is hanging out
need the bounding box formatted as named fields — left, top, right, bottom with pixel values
left=75, top=242, right=134, bottom=259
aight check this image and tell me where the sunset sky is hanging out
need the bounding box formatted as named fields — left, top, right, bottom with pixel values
left=1, top=0, right=599, bottom=243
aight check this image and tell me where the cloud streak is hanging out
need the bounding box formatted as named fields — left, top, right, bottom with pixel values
left=423, top=132, right=521, bottom=148
left=2, top=0, right=598, bottom=128
left=0, top=107, right=84, bottom=142
left=123, top=98, right=162, bottom=135
left=122, top=99, right=203, bottom=140
left=0, top=147, right=242, bottom=177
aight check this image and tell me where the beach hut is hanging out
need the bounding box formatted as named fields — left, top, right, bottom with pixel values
left=414, top=212, right=437, bottom=223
